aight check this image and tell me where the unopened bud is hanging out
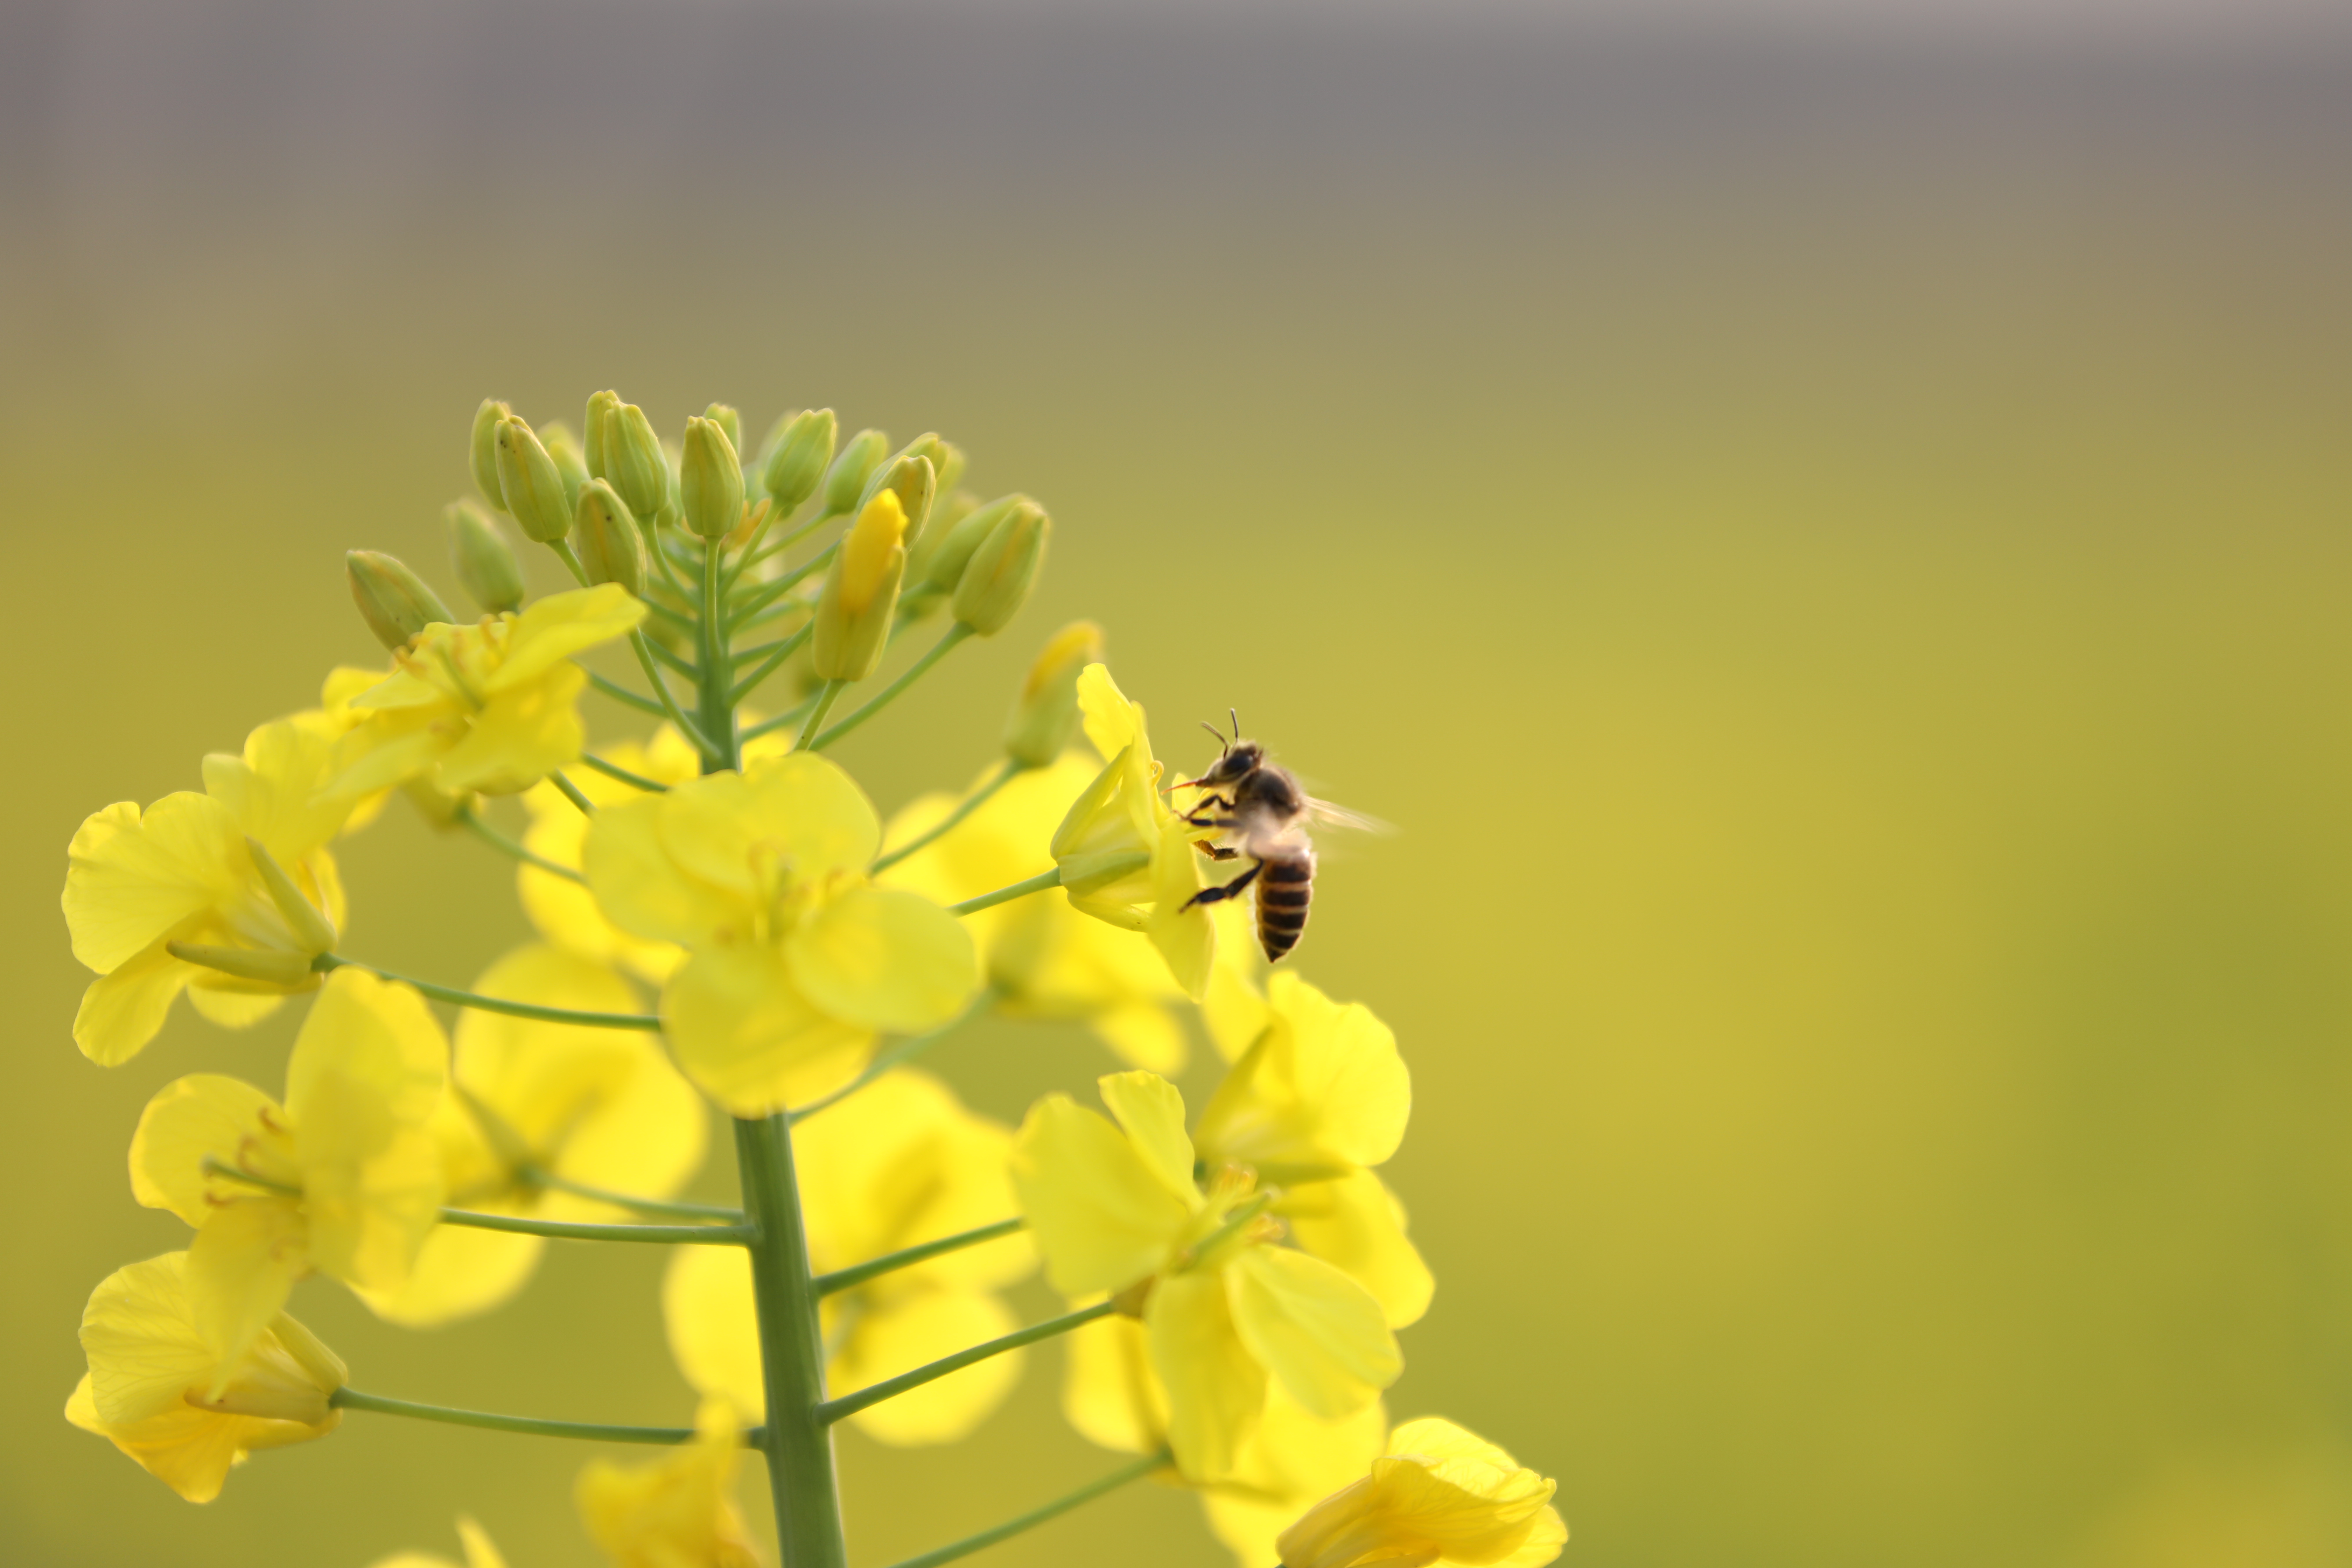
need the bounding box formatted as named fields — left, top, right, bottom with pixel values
left=469, top=398, right=512, bottom=508
left=860, top=453, right=937, bottom=552
left=812, top=491, right=910, bottom=681
left=573, top=478, right=647, bottom=596
left=347, top=550, right=455, bottom=650
left=932, top=439, right=968, bottom=496
left=917, top=493, right=1028, bottom=596
left=540, top=422, right=589, bottom=511
left=953, top=502, right=1050, bottom=635
left=680, top=416, right=745, bottom=541
left=1004, top=620, right=1105, bottom=767
left=702, top=402, right=742, bottom=455
left=445, top=500, right=524, bottom=613
left=762, top=407, right=837, bottom=512
left=584, top=390, right=622, bottom=477
left=601, top=402, right=670, bottom=523
left=822, top=428, right=890, bottom=516
left=493, top=415, right=574, bottom=544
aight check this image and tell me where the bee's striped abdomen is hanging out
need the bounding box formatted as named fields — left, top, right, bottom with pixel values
left=1254, top=849, right=1314, bottom=962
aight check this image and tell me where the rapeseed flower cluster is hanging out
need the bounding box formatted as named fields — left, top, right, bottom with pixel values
left=57, top=390, right=1562, bottom=1568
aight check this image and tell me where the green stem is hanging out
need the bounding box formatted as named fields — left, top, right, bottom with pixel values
left=631, top=630, right=723, bottom=760
left=438, top=1208, right=753, bottom=1244
left=312, top=954, right=661, bottom=1031
left=455, top=804, right=582, bottom=883
left=330, top=1387, right=721, bottom=1448
left=522, top=1166, right=741, bottom=1222
left=643, top=638, right=701, bottom=679
left=741, top=689, right=822, bottom=743
left=877, top=1450, right=1169, bottom=1568
left=872, top=760, right=1026, bottom=873
left=795, top=680, right=847, bottom=751
left=550, top=772, right=598, bottom=817
left=652, top=525, right=698, bottom=605
left=813, top=1219, right=1025, bottom=1297
left=817, top=1301, right=1115, bottom=1426
left=548, top=537, right=591, bottom=587
left=586, top=670, right=668, bottom=717
left=736, top=1115, right=849, bottom=1568
left=735, top=542, right=837, bottom=618
left=700, top=545, right=741, bottom=770
left=811, top=624, right=974, bottom=751
left=580, top=753, right=670, bottom=793
left=948, top=867, right=1062, bottom=917
left=731, top=623, right=813, bottom=704
left=727, top=508, right=835, bottom=590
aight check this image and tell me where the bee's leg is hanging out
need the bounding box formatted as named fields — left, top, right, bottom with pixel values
left=1193, top=841, right=1241, bottom=861
left=1181, top=859, right=1262, bottom=912
left=1182, top=812, right=1241, bottom=830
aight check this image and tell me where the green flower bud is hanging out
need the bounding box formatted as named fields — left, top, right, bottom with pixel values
left=445, top=499, right=524, bottom=613
left=812, top=491, right=910, bottom=681
left=584, top=390, right=622, bottom=477
left=493, top=415, right=575, bottom=544
left=1004, top=620, right=1105, bottom=768
left=602, top=402, right=670, bottom=523
left=573, top=478, right=647, bottom=596
left=469, top=398, right=512, bottom=509
left=916, top=493, right=1027, bottom=596
left=762, top=407, right=837, bottom=513
left=347, top=549, right=455, bottom=650
left=859, top=453, right=937, bottom=553
left=822, top=428, right=890, bottom=517
left=541, top=422, right=589, bottom=512
left=952, top=502, right=1050, bottom=636
left=680, top=415, right=745, bottom=541
left=701, top=403, right=742, bottom=455
left=932, top=439, right=968, bottom=497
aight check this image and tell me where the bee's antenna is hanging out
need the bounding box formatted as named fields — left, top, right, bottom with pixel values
left=1228, top=706, right=1240, bottom=740
left=1199, top=720, right=1230, bottom=756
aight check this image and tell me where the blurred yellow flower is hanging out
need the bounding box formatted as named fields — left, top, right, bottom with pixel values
left=1011, top=1071, right=1401, bottom=1479
left=576, top=1398, right=761, bottom=1568
left=1275, top=1417, right=1567, bottom=1568
left=324, top=583, right=645, bottom=800
left=64, top=1251, right=345, bottom=1503
left=583, top=753, right=980, bottom=1115
left=128, top=967, right=446, bottom=1368
left=1194, top=971, right=1433, bottom=1328
left=879, top=754, right=1190, bottom=1072
left=1065, top=1307, right=1388, bottom=1568
left=62, top=713, right=354, bottom=1065
left=369, top=1517, right=509, bottom=1568
left=362, top=944, right=707, bottom=1327
left=665, top=1070, right=1034, bottom=1446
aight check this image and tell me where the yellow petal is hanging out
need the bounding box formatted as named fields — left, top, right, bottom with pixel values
left=73, top=939, right=196, bottom=1066
left=204, top=714, right=354, bottom=862
left=1226, top=1247, right=1400, bottom=1421
left=63, top=794, right=240, bottom=975
left=1062, top=1308, right=1168, bottom=1455
left=1205, top=1389, right=1390, bottom=1568
left=1145, top=815, right=1216, bottom=1001
left=130, top=1074, right=282, bottom=1227
left=303, top=1121, right=444, bottom=1294
left=741, top=753, right=884, bottom=880
left=457, top=1517, right=512, bottom=1568
left=79, top=1254, right=220, bottom=1424
left=1077, top=663, right=1146, bottom=764
left=1215, top=973, right=1410, bottom=1170
left=359, top=1218, right=547, bottom=1329
left=186, top=1199, right=308, bottom=1372
left=1148, top=1269, right=1267, bottom=1480
left=785, top=886, right=980, bottom=1034
left=1010, top=1094, right=1191, bottom=1297
left=1087, top=1001, right=1188, bottom=1075
left=583, top=794, right=748, bottom=948
left=433, top=662, right=587, bottom=796
left=184, top=981, right=289, bottom=1030
left=1493, top=1507, right=1568, bottom=1568
left=663, top=1246, right=765, bottom=1418
left=1097, top=1071, right=1199, bottom=1207
left=286, top=967, right=449, bottom=1136
left=519, top=799, right=683, bottom=981
left=574, top=1395, right=758, bottom=1568
left=1281, top=1171, right=1434, bottom=1330
left=835, top=1287, right=1022, bottom=1446
left=483, top=584, right=645, bottom=692
left=665, top=944, right=875, bottom=1118
left=1202, top=903, right=1270, bottom=1062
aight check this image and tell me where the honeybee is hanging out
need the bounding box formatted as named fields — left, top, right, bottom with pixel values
left=1172, top=712, right=1386, bottom=963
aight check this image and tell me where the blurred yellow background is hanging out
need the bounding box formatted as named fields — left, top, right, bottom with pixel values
left=5, top=4, right=2352, bottom=1566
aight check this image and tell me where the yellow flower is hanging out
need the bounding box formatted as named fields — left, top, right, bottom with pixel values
left=370, top=1518, right=509, bottom=1568
left=64, top=1251, right=345, bottom=1503
left=325, top=583, right=646, bottom=800
left=128, top=967, right=446, bottom=1368
left=1275, top=1418, right=1567, bottom=1568
left=879, top=754, right=1189, bottom=1072
left=576, top=1398, right=762, bottom=1568
left=62, top=713, right=355, bottom=1065
left=1010, top=1071, right=1401, bottom=1480
left=1194, top=971, right=1433, bottom=1328
left=1046, top=664, right=1217, bottom=997
left=665, top=1071, right=1034, bottom=1446
left=363, top=944, right=708, bottom=1327
left=583, top=753, right=980, bottom=1115
left=1065, top=1308, right=1388, bottom=1568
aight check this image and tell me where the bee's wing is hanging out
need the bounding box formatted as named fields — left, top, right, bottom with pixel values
left=1304, top=796, right=1395, bottom=835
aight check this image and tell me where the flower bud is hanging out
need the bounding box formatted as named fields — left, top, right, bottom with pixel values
left=469, top=398, right=512, bottom=508
left=932, top=439, right=968, bottom=496
left=680, top=415, right=745, bottom=541
left=859, top=452, right=937, bottom=552
left=812, top=491, right=910, bottom=681
left=916, top=493, right=1026, bottom=596
left=347, top=550, right=455, bottom=650
left=601, top=401, right=670, bottom=524
left=952, top=501, right=1050, bottom=635
left=762, top=407, right=837, bottom=513
left=1004, top=620, right=1105, bottom=767
left=573, top=478, right=647, bottom=596
left=701, top=402, right=742, bottom=455
left=822, top=428, right=890, bottom=516
left=445, top=499, right=524, bottom=613
left=541, top=422, right=590, bottom=513
left=493, top=415, right=575, bottom=544
left=584, top=389, right=622, bottom=476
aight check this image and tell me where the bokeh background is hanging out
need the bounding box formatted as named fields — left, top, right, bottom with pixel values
left=6, top=1, right=2352, bottom=1564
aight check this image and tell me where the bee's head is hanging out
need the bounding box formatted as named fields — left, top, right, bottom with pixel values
left=1199, top=740, right=1263, bottom=784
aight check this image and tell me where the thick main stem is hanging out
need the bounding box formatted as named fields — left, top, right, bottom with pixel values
left=736, top=1115, right=848, bottom=1568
